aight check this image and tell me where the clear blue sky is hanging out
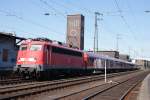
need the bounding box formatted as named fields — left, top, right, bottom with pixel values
left=0, top=0, right=150, bottom=59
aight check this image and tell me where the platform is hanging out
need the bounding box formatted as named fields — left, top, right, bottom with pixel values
left=138, top=73, right=150, bottom=100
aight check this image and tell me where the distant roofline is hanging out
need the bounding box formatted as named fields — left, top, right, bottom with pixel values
left=134, top=58, right=150, bottom=61
left=87, top=50, right=118, bottom=52
left=67, top=14, right=84, bottom=16
left=0, top=32, right=26, bottom=40
left=119, top=54, right=129, bottom=56
left=98, top=51, right=118, bottom=52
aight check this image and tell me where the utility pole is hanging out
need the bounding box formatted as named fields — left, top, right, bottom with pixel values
left=94, top=12, right=103, bottom=52
left=116, top=34, right=121, bottom=51
left=128, top=46, right=131, bottom=56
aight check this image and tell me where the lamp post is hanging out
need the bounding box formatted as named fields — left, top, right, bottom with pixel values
left=94, top=12, right=103, bottom=52
left=105, top=59, right=107, bottom=83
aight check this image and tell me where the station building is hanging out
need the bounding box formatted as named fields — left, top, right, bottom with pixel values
left=119, top=54, right=131, bottom=62
left=0, top=32, right=25, bottom=72
left=94, top=51, right=119, bottom=59
left=88, top=50, right=132, bottom=62
left=135, top=59, right=150, bottom=70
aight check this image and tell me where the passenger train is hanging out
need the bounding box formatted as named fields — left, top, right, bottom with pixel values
left=14, top=38, right=138, bottom=79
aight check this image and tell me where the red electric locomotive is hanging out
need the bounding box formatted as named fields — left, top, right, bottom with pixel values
left=15, top=38, right=88, bottom=79
left=15, top=38, right=138, bottom=79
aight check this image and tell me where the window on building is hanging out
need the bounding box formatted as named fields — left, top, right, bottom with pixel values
left=11, top=58, right=16, bottom=63
left=2, top=49, right=8, bottom=62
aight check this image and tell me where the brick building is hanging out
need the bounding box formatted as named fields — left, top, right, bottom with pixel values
left=66, top=14, right=84, bottom=50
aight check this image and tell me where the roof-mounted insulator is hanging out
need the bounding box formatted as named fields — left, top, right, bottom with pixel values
left=52, top=40, right=62, bottom=45
left=68, top=44, right=79, bottom=49
left=32, top=38, right=52, bottom=42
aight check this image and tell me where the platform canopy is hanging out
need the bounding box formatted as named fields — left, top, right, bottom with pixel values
left=0, top=32, right=26, bottom=45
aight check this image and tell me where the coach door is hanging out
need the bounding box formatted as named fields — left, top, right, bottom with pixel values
left=46, top=45, right=51, bottom=65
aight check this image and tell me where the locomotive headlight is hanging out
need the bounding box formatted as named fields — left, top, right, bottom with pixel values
left=18, top=58, right=25, bottom=62
left=28, top=58, right=36, bottom=62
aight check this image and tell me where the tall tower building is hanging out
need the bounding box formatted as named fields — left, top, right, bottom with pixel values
left=66, top=14, right=84, bottom=50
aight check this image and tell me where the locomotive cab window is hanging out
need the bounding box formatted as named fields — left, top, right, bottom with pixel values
left=19, top=45, right=27, bottom=50
left=30, top=45, right=42, bottom=51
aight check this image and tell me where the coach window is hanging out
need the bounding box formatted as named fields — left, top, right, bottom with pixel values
left=30, top=45, right=42, bottom=51
left=20, top=45, right=27, bottom=50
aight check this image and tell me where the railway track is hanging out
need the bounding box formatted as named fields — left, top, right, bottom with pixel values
left=50, top=70, right=149, bottom=100
left=82, top=72, right=147, bottom=100
left=119, top=77, right=142, bottom=100
left=0, top=70, right=142, bottom=100
left=0, top=73, right=30, bottom=85
left=0, top=78, right=35, bottom=85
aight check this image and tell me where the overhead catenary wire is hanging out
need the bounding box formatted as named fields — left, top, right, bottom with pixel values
left=46, top=1, right=120, bottom=17
left=39, top=0, right=66, bottom=18
left=113, top=0, right=137, bottom=40
left=48, top=0, right=75, bottom=14
left=0, top=24, right=62, bottom=39
left=30, top=0, right=58, bottom=16
left=61, top=0, right=126, bottom=16
left=62, top=0, right=93, bottom=14
left=0, top=9, right=65, bottom=39
left=125, top=0, right=141, bottom=35
left=0, top=24, right=34, bottom=37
